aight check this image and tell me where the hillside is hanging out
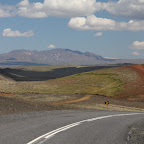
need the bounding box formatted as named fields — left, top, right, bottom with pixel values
left=0, top=65, right=116, bottom=81
left=0, top=65, right=144, bottom=99
left=0, top=65, right=144, bottom=114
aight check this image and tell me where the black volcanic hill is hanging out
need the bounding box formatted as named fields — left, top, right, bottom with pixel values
left=0, top=48, right=144, bottom=66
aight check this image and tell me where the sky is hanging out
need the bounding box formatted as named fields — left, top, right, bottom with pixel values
left=0, top=0, right=144, bottom=59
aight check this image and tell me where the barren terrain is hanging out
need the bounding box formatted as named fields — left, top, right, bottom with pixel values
left=0, top=65, right=144, bottom=115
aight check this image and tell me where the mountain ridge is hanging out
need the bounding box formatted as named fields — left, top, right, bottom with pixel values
left=0, top=48, right=143, bottom=66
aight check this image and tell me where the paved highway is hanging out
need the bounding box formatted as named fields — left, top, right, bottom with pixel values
left=0, top=110, right=143, bottom=144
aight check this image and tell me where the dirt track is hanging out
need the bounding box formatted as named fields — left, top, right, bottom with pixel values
left=51, top=95, right=92, bottom=105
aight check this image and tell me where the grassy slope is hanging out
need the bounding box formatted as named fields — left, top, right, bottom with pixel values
left=0, top=66, right=137, bottom=97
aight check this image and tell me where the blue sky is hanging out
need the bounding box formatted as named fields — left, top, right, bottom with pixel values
left=0, top=0, right=144, bottom=59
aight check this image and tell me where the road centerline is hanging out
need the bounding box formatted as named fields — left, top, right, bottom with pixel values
left=27, top=113, right=143, bottom=144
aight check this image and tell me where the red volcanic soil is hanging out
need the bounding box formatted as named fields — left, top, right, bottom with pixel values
left=130, top=65, right=144, bottom=81
left=0, top=93, right=20, bottom=96
left=116, top=65, right=144, bottom=103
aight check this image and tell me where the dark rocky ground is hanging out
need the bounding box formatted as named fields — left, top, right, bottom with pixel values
left=126, top=120, right=144, bottom=144
left=0, top=94, right=144, bottom=115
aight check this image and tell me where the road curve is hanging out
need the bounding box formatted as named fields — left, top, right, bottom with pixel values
left=0, top=110, right=143, bottom=144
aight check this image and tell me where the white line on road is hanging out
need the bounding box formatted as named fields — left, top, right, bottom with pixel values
left=27, top=113, right=143, bottom=144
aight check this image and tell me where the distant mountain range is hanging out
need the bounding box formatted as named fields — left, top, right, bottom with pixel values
left=0, top=49, right=144, bottom=66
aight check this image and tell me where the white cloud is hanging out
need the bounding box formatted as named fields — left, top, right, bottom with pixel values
left=103, top=0, right=144, bottom=20
left=48, top=44, right=56, bottom=48
left=0, top=9, right=11, bottom=17
left=1, top=0, right=144, bottom=21
left=94, top=32, right=103, bottom=37
left=104, top=57, right=118, bottom=59
left=130, top=41, right=144, bottom=50
left=68, top=15, right=144, bottom=31
left=16, top=0, right=144, bottom=20
left=0, top=5, right=15, bottom=17
left=2, top=28, right=34, bottom=37
left=18, top=0, right=29, bottom=6
left=132, top=52, right=140, bottom=56
left=17, top=0, right=102, bottom=18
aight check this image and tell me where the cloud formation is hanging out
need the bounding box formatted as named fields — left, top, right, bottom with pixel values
left=48, top=44, right=56, bottom=48
left=132, top=52, right=140, bottom=56
left=17, top=0, right=101, bottom=18
left=16, top=0, right=144, bottom=20
left=130, top=41, right=144, bottom=49
left=0, top=5, right=15, bottom=17
left=94, top=32, right=103, bottom=37
left=0, top=0, right=144, bottom=20
left=103, top=0, right=144, bottom=20
left=2, top=28, right=34, bottom=37
left=0, top=0, right=144, bottom=32
left=68, top=15, right=144, bottom=31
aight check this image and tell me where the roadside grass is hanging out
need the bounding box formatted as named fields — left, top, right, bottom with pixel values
left=67, top=103, right=144, bottom=112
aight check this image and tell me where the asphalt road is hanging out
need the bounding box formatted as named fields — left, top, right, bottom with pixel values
left=0, top=110, right=143, bottom=144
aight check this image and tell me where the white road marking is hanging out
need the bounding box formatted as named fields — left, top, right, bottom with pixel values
left=27, top=113, right=143, bottom=144
left=45, top=123, right=80, bottom=139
